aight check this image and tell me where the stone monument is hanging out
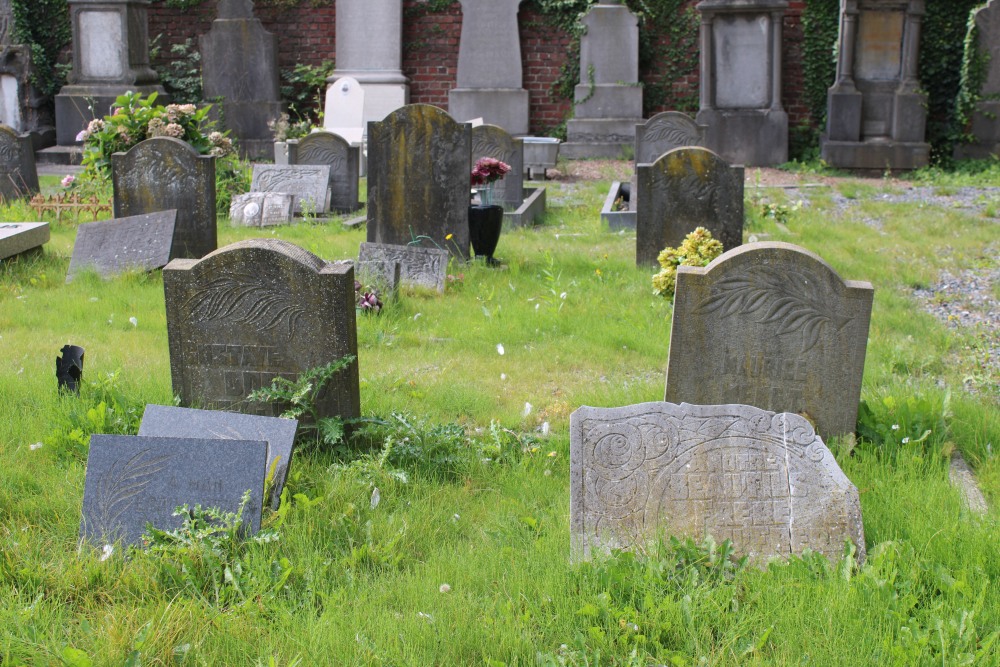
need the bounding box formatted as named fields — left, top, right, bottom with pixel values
left=664, top=242, right=874, bottom=439
left=634, top=111, right=706, bottom=166
left=80, top=434, right=267, bottom=546
left=0, top=0, right=48, bottom=137
left=0, top=124, right=38, bottom=201
left=250, top=164, right=331, bottom=214
left=821, top=0, right=930, bottom=170
left=112, top=136, right=216, bottom=259
left=635, top=146, right=743, bottom=266
left=955, top=0, right=1000, bottom=160
left=163, top=239, right=360, bottom=421
left=562, top=0, right=644, bottom=159
left=199, top=0, right=284, bottom=160
left=331, top=0, right=409, bottom=127
left=471, top=124, right=523, bottom=210
left=367, top=104, right=471, bottom=260
left=359, top=241, right=448, bottom=293
left=570, top=402, right=866, bottom=563
left=696, top=0, right=788, bottom=166
left=0, top=221, right=48, bottom=259
left=284, top=131, right=361, bottom=212
left=55, top=0, right=167, bottom=146
left=448, top=0, right=529, bottom=136
left=67, top=210, right=177, bottom=281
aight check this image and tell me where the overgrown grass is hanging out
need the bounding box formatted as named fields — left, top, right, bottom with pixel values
left=1, top=166, right=998, bottom=664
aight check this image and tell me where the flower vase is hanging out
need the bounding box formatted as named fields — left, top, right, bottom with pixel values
left=468, top=204, right=504, bottom=263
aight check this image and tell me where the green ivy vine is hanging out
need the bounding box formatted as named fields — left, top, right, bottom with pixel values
left=796, top=0, right=839, bottom=159
left=953, top=5, right=991, bottom=148
left=11, top=0, right=72, bottom=97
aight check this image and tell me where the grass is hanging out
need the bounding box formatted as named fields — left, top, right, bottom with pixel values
left=1, top=167, right=998, bottom=665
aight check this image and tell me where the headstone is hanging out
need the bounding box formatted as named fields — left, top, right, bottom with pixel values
left=229, top=192, right=294, bottom=227
left=0, top=222, right=48, bottom=259
left=696, top=0, right=789, bottom=166
left=251, top=164, right=331, bottom=214
left=448, top=0, right=529, bottom=135
left=367, top=105, right=471, bottom=260
left=67, top=210, right=177, bottom=281
left=324, top=76, right=365, bottom=146
left=199, top=0, right=283, bottom=160
left=355, top=258, right=401, bottom=294
left=635, top=147, right=744, bottom=266
left=664, top=242, right=874, bottom=439
left=55, top=0, right=167, bottom=146
left=0, top=1, right=36, bottom=135
left=163, top=239, right=360, bottom=421
left=955, top=0, right=1000, bottom=160
left=570, top=401, right=866, bottom=563
left=359, top=242, right=448, bottom=293
left=471, top=124, right=523, bottom=209
left=821, top=0, right=929, bottom=169
left=112, top=136, right=216, bottom=260
left=331, top=0, right=409, bottom=127
left=138, top=404, right=298, bottom=509
left=80, top=435, right=267, bottom=547
left=562, top=1, right=644, bottom=159
left=286, top=132, right=361, bottom=213
left=634, top=111, right=706, bottom=165
left=0, top=124, right=38, bottom=201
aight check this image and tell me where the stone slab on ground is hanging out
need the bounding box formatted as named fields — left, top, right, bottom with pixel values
left=67, top=210, right=177, bottom=281
left=0, top=222, right=49, bottom=259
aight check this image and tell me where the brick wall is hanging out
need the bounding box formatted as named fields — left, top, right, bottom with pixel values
left=147, top=1, right=813, bottom=137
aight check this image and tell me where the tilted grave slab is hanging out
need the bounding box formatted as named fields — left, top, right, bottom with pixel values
left=67, top=210, right=177, bottom=281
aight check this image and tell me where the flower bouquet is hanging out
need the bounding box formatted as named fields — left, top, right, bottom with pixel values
left=470, top=156, right=511, bottom=208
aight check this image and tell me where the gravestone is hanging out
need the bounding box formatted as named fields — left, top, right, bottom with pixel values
left=570, top=402, right=866, bottom=563
left=67, top=210, right=177, bottom=281
left=55, top=0, right=166, bottom=146
left=324, top=76, right=365, bottom=143
left=448, top=0, right=529, bottom=135
left=955, top=0, right=1000, bottom=160
left=199, top=0, right=283, bottom=160
left=229, top=192, right=294, bottom=227
left=367, top=105, right=471, bottom=260
left=821, top=0, right=929, bottom=169
left=112, top=136, right=216, bottom=260
left=251, top=164, right=331, bottom=214
left=471, top=124, right=523, bottom=209
left=635, top=147, right=743, bottom=266
left=695, top=0, right=789, bottom=166
left=163, top=238, right=360, bottom=421
left=355, top=258, right=401, bottom=294
left=664, top=242, right=874, bottom=439
left=80, top=434, right=267, bottom=547
left=138, top=404, right=298, bottom=509
left=562, top=1, right=644, bottom=159
left=359, top=242, right=447, bottom=293
left=0, top=124, right=38, bottom=201
left=285, top=132, right=361, bottom=212
left=634, top=111, right=706, bottom=165
left=0, top=1, right=40, bottom=135
left=331, top=0, right=409, bottom=126
left=0, top=222, right=49, bottom=259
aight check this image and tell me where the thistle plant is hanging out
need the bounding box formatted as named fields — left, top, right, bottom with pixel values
left=470, top=156, right=511, bottom=207
left=652, top=226, right=723, bottom=299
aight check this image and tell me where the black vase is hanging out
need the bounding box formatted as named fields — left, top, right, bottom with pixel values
left=468, top=204, right=503, bottom=262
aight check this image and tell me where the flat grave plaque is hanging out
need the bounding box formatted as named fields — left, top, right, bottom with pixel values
left=67, top=210, right=177, bottom=281
left=359, top=242, right=448, bottom=293
left=0, top=222, right=49, bottom=259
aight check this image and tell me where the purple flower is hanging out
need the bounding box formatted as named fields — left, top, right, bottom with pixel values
left=61, top=175, right=75, bottom=188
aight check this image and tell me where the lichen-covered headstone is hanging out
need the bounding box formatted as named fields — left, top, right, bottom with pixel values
left=138, top=404, right=298, bottom=509
left=359, top=241, right=448, bottom=293
left=665, top=242, right=874, bottom=439
left=0, top=124, right=39, bottom=202
left=287, top=131, right=360, bottom=212
left=471, top=124, right=523, bottom=209
left=251, top=164, right=331, bottom=214
left=634, top=111, right=705, bottom=165
left=80, top=435, right=267, bottom=547
left=367, top=104, right=471, bottom=259
left=67, top=210, right=177, bottom=281
left=635, top=146, right=743, bottom=266
left=570, top=401, right=865, bottom=563
left=112, top=137, right=216, bottom=260
left=163, top=239, right=360, bottom=421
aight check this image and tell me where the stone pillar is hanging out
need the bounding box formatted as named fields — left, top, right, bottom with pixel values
left=55, top=0, right=166, bottom=146
left=199, top=0, right=283, bottom=160
left=0, top=0, right=49, bottom=139
left=695, top=0, right=788, bottom=167
left=821, top=0, right=929, bottom=170
left=448, top=0, right=529, bottom=135
left=955, top=0, right=1000, bottom=160
left=562, top=0, right=644, bottom=159
left=331, top=0, right=408, bottom=126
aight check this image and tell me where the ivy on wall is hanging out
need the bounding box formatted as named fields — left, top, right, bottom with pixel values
left=954, top=4, right=990, bottom=148
left=799, top=0, right=839, bottom=131
left=11, top=0, right=72, bottom=97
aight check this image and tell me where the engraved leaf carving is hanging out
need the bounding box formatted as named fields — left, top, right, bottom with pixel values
left=93, top=448, right=172, bottom=540
left=698, top=268, right=852, bottom=352
left=299, top=142, right=346, bottom=173
left=644, top=122, right=699, bottom=150
left=184, top=271, right=306, bottom=338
